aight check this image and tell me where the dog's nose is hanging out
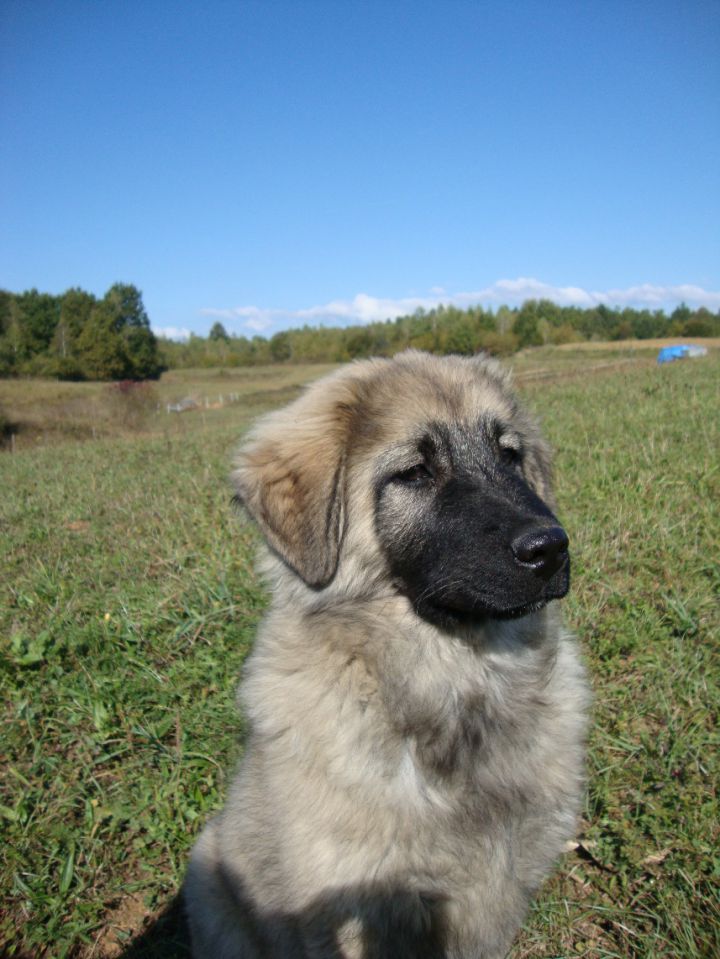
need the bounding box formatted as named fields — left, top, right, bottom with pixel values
left=511, top=526, right=569, bottom=578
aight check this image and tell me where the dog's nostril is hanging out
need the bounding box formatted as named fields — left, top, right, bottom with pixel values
left=511, top=526, right=569, bottom=578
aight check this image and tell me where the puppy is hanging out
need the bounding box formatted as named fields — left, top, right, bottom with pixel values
left=185, top=350, right=589, bottom=958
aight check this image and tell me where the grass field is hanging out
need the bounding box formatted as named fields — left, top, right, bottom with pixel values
left=1, top=348, right=718, bottom=958
left=0, top=363, right=339, bottom=451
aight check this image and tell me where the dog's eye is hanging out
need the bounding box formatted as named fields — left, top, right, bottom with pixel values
left=392, top=464, right=434, bottom=486
left=498, top=442, right=522, bottom=467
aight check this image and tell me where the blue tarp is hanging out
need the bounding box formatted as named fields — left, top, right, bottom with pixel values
left=657, top=344, right=708, bottom=364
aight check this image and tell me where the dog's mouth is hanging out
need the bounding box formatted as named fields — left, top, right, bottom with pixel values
left=419, top=595, right=551, bottom=629
left=411, top=561, right=570, bottom=630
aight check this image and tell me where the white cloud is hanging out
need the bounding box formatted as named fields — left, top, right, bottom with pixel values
left=297, top=293, right=440, bottom=324
left=200, top=278, right=720, bottom=335
left=200, top=305, right=285, bottom=332
left=154, top=325, right=192, bottom=341
left=481, top=278, right=596, bottom=307
left=245, top=316, right=275, bottom=333
left=200, top=308, right=236, bottom=320
left=593, top=283, right=720, bottom=309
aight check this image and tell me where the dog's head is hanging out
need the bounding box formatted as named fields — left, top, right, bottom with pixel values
left=232, top=350, right=569, bottom=627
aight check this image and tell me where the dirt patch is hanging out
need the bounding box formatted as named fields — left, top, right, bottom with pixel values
left=86, top=894, right=191, bottom=959
left=90, top=894, right=150, bottom=957
left=516, top=355, right=651, bottom=386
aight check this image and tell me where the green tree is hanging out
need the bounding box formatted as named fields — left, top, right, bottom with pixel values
left=75, top=302, right=130, bottom=380
left=228, top=335, right=256, bottom=365
left=269, top=331, right=292, bottom=362
left=630, top=310, right=667, bottom=339
left=0, top=291, right=18, bottom=374
left=670, top=302, right=692, bottom=327
left=443, top=316, right=479, bottom=355
left=579, top=304, right=620, bottom=340
left=0, top=290, right=12, bottom=337
left=16, top=289, right=60, bottom=360
left=495, top=306, right=514, bottom=335
left=123, top=325, right=163, bottom=378
left=513, top=303, right=543, bottom=348
left=103, top=283, right=150, bottom=330
left=344, top=327, right=375, bottom=359
left=209, top=321, right=230, bottom=341
left=102, top=283, right=162, bottom=378
left=682, top=311, right=714, bottom=337
left=534, top=299, right=563, bottom=327
left=57, top=288, right=95, bottom=351
left=47, top=288, right=97, bottom=377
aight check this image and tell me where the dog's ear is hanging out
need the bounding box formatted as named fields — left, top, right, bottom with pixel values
left=232, top=398, right=351, bottom=588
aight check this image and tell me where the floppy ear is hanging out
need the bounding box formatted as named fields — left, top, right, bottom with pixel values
left=232, top=403, right=349, bottom=588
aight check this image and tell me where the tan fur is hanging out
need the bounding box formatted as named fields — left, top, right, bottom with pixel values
left=184, top=351, right=589, bottom=958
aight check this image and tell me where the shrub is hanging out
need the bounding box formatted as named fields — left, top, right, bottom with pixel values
left=549, top=323, right=582, bottom=345
left=101, top=380, right=158, bottom=430
left=479, top=330, right=519, bottom=356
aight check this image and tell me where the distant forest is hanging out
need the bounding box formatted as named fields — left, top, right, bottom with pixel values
left=160, top=299, right=719, bottom=369
left=0, top=284, right=163, bottom=380
left=1, top=285, right=718, bottom=380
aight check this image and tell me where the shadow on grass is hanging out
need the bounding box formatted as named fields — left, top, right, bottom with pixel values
left=118, top=894, right=191, bottom=959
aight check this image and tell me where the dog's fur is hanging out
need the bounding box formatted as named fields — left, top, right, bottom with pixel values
left=184, top=351, right=589, bottom=959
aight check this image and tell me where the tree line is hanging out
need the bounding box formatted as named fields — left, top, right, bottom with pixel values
left=0, top=284, right=163, bottom=380
left=1, top=285, right=717, bottom=380
left=160, top=299, right=719, bottom=369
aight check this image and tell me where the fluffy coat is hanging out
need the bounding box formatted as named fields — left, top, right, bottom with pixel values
left=184, top=351, right=589, bottom=958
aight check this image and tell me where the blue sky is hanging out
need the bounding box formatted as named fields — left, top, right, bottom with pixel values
left=2, top=0, right=719, bottom=339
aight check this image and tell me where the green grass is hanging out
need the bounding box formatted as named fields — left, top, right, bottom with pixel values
left=511, top=357, right=720, bottom=958
left=1, top=354, right=718, bottom=958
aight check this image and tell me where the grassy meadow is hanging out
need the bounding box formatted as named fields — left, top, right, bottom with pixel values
left=1, top=347, right=718, bottom=958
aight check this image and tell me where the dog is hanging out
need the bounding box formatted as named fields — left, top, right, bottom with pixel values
left=184, top=350, right=589, bottom=958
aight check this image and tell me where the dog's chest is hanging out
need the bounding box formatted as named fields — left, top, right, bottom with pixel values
left=382, top=639, right=557, bottom=777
